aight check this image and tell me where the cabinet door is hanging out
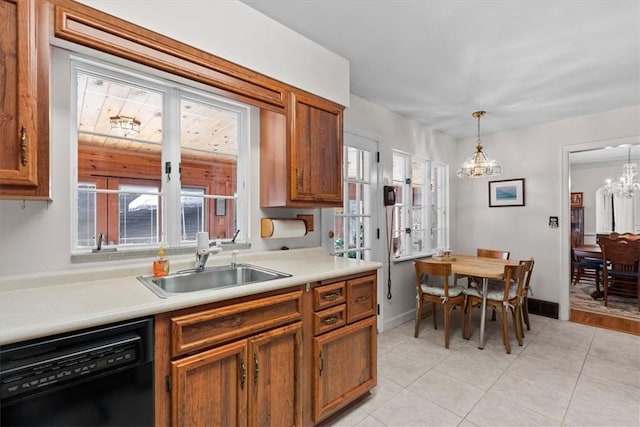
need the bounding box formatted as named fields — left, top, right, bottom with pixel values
left=312, top=316, right=377, bottom=423
left=0, top=0, right=49, bottom=199
left=171, top=340, right=248, bottom=427
left=0, top=0, right=38, bottom=187
left=290, top=92, right=343, bottom=205
left=247, top=321, right=302, bottom=427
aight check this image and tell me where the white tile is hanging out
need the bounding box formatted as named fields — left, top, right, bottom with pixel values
left=564, top=370, right=640, bottom=427
left=466, top=391, right=561, bottom=427
left=323, top=406, right=368, bottom=427
left=434, top=343, right=515, bottom=390
left=581, top=354, right=640, bottom=389
left=371, top=389, right=462, bottom=427
left=377, top=350, right=431, bottom=388
left=406, top=369, right=485, bottom=417
left=490, top=355, right=578, bottom=421
left=588, top=328, right=640, bottom=368
left=356, top=375, right=404, bottom=414
left=354, top=416, right=387, bottom=427
left=519, top=339, right=586, bottom=375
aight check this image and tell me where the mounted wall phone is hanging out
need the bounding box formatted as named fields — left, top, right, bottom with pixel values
left=383, top=185, right=396, bottom=206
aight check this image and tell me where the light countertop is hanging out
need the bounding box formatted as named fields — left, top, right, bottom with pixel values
left=0, top=248, right=382, bottom=345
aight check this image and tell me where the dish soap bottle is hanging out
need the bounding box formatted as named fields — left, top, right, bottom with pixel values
left=153, top=246, right=170, bottom=277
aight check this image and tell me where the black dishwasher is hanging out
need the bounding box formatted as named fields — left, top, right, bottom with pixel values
left=0, top=317, right=154, bottom=426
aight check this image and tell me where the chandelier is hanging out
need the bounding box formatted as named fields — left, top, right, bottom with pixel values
left=457, top=111, right=502, bottom=178
left=109, top=115, right=140, bottom=137
left=604, top=146, right=640, bottom=199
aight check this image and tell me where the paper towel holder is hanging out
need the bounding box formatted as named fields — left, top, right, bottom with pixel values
left=260, top=215, right=314, bottom=238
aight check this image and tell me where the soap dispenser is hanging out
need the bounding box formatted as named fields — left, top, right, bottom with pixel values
left=153, top=246, right=170, bottom=277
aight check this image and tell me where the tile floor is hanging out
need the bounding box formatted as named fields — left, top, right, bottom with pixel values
left=324, top=310, right=640, bottom=427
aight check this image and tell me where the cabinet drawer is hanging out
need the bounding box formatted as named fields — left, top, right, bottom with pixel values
left=313, top=304, right=346, bottom=336
left=170, top=290, right=303, bottom=357
left=346, top=275, right=376, bottom=323
left=313, top=281, right=346, bottom=311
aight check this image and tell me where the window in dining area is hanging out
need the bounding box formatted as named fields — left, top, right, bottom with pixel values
left=391, top=151, right=449, bottom=259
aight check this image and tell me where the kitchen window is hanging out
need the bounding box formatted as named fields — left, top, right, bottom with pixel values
left=72, top=59, right=248, bottom=251
left=391, top=151, right=448, bottom=259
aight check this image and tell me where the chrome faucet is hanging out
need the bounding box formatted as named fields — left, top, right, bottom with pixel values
left=230, top=250, right=239, bottom=268
left=195, top=232, right=222, bottom=271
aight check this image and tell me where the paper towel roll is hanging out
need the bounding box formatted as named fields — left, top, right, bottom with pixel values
left=261, top=218, right=308, bottom=238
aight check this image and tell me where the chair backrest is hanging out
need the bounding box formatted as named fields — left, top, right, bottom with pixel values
left=414, top=261, right=452, bottom=295
left=599, top=236, right=640, bottom=277
left=477, top=248, right=510, bottom=260
left=519, top=258, right=535, bottom=294
left=501, top=264, right=526, bottom=300
left=609, top=232, right=640, bottom=241
left=571, top=231, right=581, bottom=248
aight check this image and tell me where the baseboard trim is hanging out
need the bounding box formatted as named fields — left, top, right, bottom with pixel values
left=527, top=298, right=559, bottom=319
left=382, top=309, right=415, bottom=333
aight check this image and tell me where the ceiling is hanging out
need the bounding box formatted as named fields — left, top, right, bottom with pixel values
left=241, top=0, right=640, bottom=141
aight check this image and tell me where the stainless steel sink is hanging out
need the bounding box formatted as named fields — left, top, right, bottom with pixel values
left=137, top=264, right=290, bottom=298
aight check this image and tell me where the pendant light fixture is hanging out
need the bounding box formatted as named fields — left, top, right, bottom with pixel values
left=109, top=115, right=141, bottom=137
left=603, top=146, right=640, bottom=199
left=457, top=111, right=502, bottom=178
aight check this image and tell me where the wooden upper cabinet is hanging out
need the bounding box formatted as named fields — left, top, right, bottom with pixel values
left=261, top=92, right=344, bottom=208
left=0, top=0, right=50, bottom=199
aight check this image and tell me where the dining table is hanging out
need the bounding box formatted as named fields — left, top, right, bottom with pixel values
left=423, top=254, right=519, bottom=349
left=574, top=244, right=602, bottom=258
left=573, top=244, right=604, bottom=298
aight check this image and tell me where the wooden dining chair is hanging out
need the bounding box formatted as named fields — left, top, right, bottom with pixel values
left=456, top=248, right=511, bottom=286
left=413, top=261, right=466, bottom=348
left=598, top=236, right=640, bottom=311
left=519, top=259, right=535, bottom=334
left=463, top=263, right=526, bottom=354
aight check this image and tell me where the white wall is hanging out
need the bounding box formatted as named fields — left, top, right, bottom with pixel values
left=453, top=106, right=640, bottom=316
left=76, top=0, right=350, bottom=107
left=345, top=95, right=458, bottom=331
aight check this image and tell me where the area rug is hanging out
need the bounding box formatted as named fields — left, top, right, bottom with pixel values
left=570, top=281, right=640, bottom=321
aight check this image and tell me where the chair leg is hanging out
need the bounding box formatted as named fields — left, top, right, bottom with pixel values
left=443, top=303, right=451, bottom=349
left=491, top=309, right=497, bottom=321
left=523, top=295, right=530, bottom=331
left=414, top=298, right=423, bottom=338
left=500, top=306, right=511, bottom=354
left=463, top=299, right=472, bottom=339
left=432, top=302, right=438, bottom=329
left=512, top=306, right=523, bottom=346
left=460, top=302, right=466, bottom=339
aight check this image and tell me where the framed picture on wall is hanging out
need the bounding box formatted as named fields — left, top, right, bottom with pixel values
left=571, top=192, right=583, bottom=207
left=488, top=178, right=525, bottom=207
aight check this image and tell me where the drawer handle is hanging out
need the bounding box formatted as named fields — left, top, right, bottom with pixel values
left=322, top=292, right=340, bottom=301
left=321, top=315, right=339, bottom=325
left=355, top=295, right=370, bottom=303
left=240, top=357, right=246, bottom=389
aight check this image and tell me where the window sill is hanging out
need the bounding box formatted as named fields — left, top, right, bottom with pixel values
left=71, top=242, right=251, bottom=263
left=392, top=252, right=434, bottom=263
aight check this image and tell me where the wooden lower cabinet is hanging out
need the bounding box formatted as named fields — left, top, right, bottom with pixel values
left=312, top=316, right=377, bottom=423
left=170, top=322, right=302, bottom=427
left=171, top=340, right=248, bottom=427
left=156, top=272, right=377, bottom=426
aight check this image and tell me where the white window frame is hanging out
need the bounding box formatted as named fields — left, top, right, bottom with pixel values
left=391, top=150, right=449, bottom=261
left=69, top=56, right=249, bottom=253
